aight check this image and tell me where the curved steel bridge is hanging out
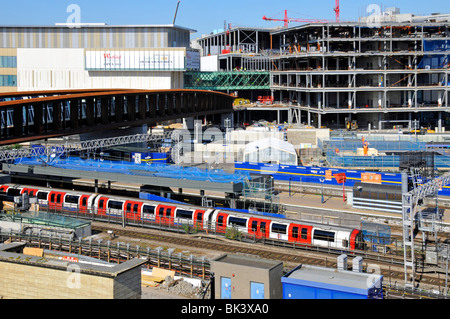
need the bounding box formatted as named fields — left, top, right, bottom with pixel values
left=0, top=89, right=233, bottom=146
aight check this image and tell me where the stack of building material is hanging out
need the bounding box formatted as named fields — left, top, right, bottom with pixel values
left=141, top=267, right=175, bottom=287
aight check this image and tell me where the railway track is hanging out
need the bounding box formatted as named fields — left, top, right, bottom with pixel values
left=91, top=222, right=450, bottom=293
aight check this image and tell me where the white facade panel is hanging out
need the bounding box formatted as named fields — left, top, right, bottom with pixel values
left=16, top=48, right=183, bottom=91
left=18, top=48, right=85, bottom=70
left=200, top=55, right=218, bottom=72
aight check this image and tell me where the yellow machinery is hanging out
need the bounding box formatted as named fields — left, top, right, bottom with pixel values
left=410, top=128, right=435, bottom=135
left=233, top=98, right=250, bottom=106
left=345, top=118, right=358, bottom=131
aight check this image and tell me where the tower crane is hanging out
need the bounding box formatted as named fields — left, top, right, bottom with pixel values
left=263, top=1, right=341, bottom=27
left=263, top=10, right=329, bottom=28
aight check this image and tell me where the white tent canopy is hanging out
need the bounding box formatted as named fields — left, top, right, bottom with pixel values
left=244, top=137, right=298, bottom=165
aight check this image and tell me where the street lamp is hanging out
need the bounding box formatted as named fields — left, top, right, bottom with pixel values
left=320, top=177, right=325, bottom=203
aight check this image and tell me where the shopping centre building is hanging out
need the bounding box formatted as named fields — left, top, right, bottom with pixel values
left=0, top=23, right=200, bottom=93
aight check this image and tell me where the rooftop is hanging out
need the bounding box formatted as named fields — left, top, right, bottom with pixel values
left=212, top=253, right=282, bottom=270
left=0, top=24, right=197, bottom=33
left=283, top=264, right=383, bottom=292
left=0, top=242, right=146, bottom=277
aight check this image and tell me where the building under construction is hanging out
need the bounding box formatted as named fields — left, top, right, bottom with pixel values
left=191, top=9, right=450, bottom=130
left=269, top=8, right=450, bottom=130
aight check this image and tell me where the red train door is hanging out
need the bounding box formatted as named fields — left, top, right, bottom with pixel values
left=156, top=205, right=176, bottom=224
left=193, top=210, right=205, bottom=229
left=79, top=195, right=90, bottom=214
left=97, top=196, right=108, bottom=215
left=48, top=191, right=65, bottom=210
left=124, top=201, right=143, bottom=221
left=216, top=212, right=229, bottom=233
left=248, top=217, right=271, bottom=238
left=289, top=224, right=312, bottom=244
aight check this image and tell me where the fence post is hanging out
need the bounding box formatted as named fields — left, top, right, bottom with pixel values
left=98, top=240, right=102, bottom=260
left=202, top=256, right=206, bottom=280
left=107, top=240, right=111, bottom=263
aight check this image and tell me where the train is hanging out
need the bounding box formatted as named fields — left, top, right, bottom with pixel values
left=0, top=183, right=365, bottom=251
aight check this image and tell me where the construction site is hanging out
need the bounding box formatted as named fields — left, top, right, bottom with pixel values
left=191, top=3, right=450, bottom=133
left=1, top=1, right=450, bottom=302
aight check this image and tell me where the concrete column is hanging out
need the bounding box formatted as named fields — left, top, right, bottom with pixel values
left=183, top=117, right=195, bottom=130
left=438, top=111, right=442, bottom=133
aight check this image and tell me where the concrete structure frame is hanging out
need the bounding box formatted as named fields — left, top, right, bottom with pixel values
left=269, top=20, right=450, bottom=130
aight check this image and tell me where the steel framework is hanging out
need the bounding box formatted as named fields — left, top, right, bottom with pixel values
left=0, top=131, right=173, bottom=162
left=184, top=71, right=270, bottom=91
left=402, top=170, right=450, bottom=286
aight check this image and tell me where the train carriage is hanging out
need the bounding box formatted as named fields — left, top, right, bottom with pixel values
left=0, top=183, right=365, bottom=251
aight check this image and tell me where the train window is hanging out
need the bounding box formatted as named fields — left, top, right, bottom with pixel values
left=229, top=217, right=247, bottom=227
left=143, top=205, right=155, bottom=215
left=177, top=209, right=193, bottom=219
left=133, top=204, right=139, bottom=212
left=313, top=230, right=335, bottom=242
left=292, top=226, right=299, bottom=239
left=108, top=200, right=123, bottom=210
left=65, top=195, right=79, bottom=204
left=7, top=188, right=21, bottom=196
left=37, top=192, right=48, bottom=200
left=196, top=212, right=203, bottom=221
left=126, top=203, right=132, bottom=212
left=56, top=194, right=62, bottom=203
left=271, top=223, right=287, bottom=234
left=99, top=199, right=105, bottom=208
left=301, top=228, right=308, bottom=240
left=159, top=207, right=164, bottom=215
left=251, top=220, right=258, bottom=232
left=81, top=197, right=87, bottom=206
left=217, top=215, right=224, bottom=227
left=343, top=239, right=349, bottom=248
left=166, top=208, right=172, bottom=217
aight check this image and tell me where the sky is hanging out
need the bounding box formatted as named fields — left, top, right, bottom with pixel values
left=0, top=0, right=449, bottom=39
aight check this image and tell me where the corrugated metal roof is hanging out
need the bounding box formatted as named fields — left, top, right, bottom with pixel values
left=284, top=264, right=383, bottom=292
